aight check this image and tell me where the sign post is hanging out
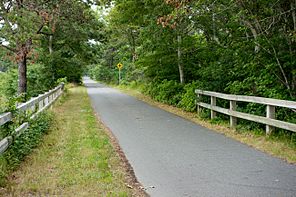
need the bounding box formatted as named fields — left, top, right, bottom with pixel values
left=117, top=63, right=123, bottom=84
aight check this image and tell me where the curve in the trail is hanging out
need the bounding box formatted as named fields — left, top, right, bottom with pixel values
left=84, top=77, right=296, bottom=197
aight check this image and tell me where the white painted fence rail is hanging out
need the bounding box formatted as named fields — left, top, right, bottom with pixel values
left=195, top=89, right=296, bottom=134
left=0, top=83, right=64, bottom=154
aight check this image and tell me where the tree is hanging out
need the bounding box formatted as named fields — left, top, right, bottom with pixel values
left=93, top=0, right=296, bottom=101
left=0, top=0, right=104, bottom=96
left=157, top=0, right=195, bottom=84
left=0, top=0, right=60, bottom=95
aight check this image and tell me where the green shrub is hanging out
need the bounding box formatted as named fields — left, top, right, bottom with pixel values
left=177, top=81, right=202, bottom=112
left=0, top=70, right=18, bottom=98
left=143, top=80, right=184, bottom=106
left=56, top=77, right=68, bottom=85
left=0, top=112, right=53, bottom=186
left=27, top=63, right=55, bottom=97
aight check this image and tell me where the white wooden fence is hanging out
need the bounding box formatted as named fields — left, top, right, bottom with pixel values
left=0, top=83, right=64, bottom=154
left=195, top=89, right=296, bottom=134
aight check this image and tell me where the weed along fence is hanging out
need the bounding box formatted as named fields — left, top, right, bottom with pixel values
left=195, top=89, right=296, bottom=134
left=0, top=83, right=64, bottom=154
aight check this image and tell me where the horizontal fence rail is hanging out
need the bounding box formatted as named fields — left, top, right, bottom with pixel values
left=0, top=112, right=12, bottom=126
left=0, top=83, right=64, bottom=154
left=195, top=89, right=296, bottom=134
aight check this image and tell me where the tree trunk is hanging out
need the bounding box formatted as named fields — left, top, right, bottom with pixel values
left=292, top=1, right=296, bottom=31
left=130, top=29, right=137, bottom=63
left=241, top=19, right=260, bottom=53
left=17, top=38, right=32, bottom=97
left=110, top=48, right=115, bottom=68
left=49, top=35, right=55, bottom=82
left=18, top=54, right=27, bottom=96
left=212, top=13, right=220, bottom=44
left=49, top=35, right=53, bottom=54
left=177, top=35, right=184, bottom=84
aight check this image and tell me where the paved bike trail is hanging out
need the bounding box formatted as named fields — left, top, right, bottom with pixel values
left=84, top=77, right=296, bottom=197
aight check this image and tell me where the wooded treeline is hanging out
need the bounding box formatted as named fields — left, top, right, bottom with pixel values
left=1, top=0, right=295, bottom=125
left=0, top=0, right=105, bottom=103
left=90, top=0, right=296, bottom=101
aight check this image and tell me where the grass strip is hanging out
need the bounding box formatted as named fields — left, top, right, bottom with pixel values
left=1, top=86, right=138, bottom=196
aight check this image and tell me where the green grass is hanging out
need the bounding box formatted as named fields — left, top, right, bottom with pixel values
left=0, top=86, right=136, bottom=196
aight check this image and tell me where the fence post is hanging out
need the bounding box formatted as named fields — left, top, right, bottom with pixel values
left=61, top=83, right=65, bottom=91
left=230, top=100, right=237, bottom=128
left=39, top=98, right=44, bottom=110
left=30, top=101, right=36, bottom=113
left=196, top=93, right=201, bottom=115
left=266, top=105, right=275, bottom=134
left=59, top=86, right=62, bottom=96
left=44, top=95, right=49, bottom=106
left=211, top=96, right=216, bottom=119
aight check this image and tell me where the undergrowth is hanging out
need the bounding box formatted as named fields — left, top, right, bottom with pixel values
left=0, top=112, right=53, bottom=186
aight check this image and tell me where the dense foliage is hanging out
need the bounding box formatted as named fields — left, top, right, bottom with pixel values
left=0, top=112, right=53, bottom=186
left=0, top=0, right=105, bottom=96
left=92, top=0, right=295, bottom=99
left=89, top=0, right=296, bottom=132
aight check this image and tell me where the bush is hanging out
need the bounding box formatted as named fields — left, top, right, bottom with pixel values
left=143, top=80, right=184, bottom=106
left=27, top=63, right=56, bottom=97
left=177, top=81, right=202, bottom=112
left=0, top=70, right=18, bottom=98
left=0, top=90, right=54, bottom=185
left=142, top=80, right=204, bottom=112
left=0, top=112, right=53, bottom=186
left=0, top=73, right=8, bottom=113
left=56, top=77, right=68, bottom=86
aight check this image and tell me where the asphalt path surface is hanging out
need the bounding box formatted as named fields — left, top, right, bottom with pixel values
left=84, top=77, right=296, bottom=197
